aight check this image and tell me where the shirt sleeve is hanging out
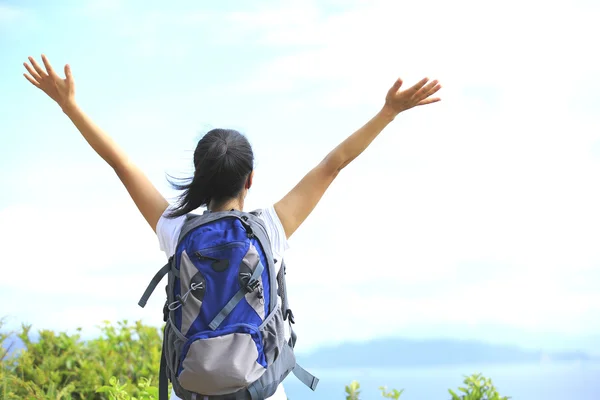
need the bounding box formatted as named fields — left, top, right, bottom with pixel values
left=259, top=205, right=290, bottom=256
left=156, top=208, right=186, bottom=258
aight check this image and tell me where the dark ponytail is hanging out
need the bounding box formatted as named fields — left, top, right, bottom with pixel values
left=166, top=128, right=254, bottom=218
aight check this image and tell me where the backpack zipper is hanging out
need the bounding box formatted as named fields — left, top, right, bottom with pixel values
left=194, top=241, right=246, bottom=259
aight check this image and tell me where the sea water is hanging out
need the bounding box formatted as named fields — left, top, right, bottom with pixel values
left=284, top=361, right=600, bottom=400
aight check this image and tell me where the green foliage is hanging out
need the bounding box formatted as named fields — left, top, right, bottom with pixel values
left=345, top=372, right=507, bottom=400
left=345, top=380, right=361, bottom=400
left=448, top=373, right=511, bottom=400
left=0, top=318, right=162, bottom=399
left=96, top=376, right=158, bottom=400
left=379, top=386, right=405, bottom=399
left=1, top=318, right=510, bottom=399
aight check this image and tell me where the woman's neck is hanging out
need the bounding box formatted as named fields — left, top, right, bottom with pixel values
left=208, top=197, right=244, bottom=212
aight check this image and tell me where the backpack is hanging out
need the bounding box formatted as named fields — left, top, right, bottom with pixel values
left=138, top=209, right=319, bottom=400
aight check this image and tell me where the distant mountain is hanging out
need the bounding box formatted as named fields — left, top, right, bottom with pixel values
left=297, top=338, right=595, bottom=368
left=380, top=323, right=600, bottom=356
left=3, top=331, right=595, bottom=368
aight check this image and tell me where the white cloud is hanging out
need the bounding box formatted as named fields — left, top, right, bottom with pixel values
left=285, top=268, right=600, bottom=350
left=0, top=202, right=171, bottom=334
left=228, top=0, right=600, bottom=109
left=2, top=0, right=600, bottom=349
left=0, top=203, right=163, bottom=289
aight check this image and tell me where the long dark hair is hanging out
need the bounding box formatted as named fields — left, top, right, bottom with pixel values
left=166, top=128, right=254, bottom=218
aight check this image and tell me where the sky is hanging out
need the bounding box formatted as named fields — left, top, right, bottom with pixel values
left=1, top=0, right=599, bottom=353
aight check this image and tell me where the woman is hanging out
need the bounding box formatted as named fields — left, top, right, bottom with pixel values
left=23, top=54, right=441, bottom=399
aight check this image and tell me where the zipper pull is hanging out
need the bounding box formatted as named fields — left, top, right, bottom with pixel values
left=195, top=251, right=230, bottom=272
left=195, top=251, right=219, bottom=262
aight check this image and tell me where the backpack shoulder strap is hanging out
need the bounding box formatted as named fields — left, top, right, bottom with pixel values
left=243, top=211, right=278, bottom=315
left=176, top=212, right=205, bottom=245
left=277, top=260, right=293, bottom=324
left=251, top=209, right=320, bottom=392
left=138, top=256, right=178, bottom=308
left=249, top=209, right=262, bottom=217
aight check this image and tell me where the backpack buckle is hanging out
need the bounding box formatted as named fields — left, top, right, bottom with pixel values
left=257, top=285, right=264, bottom=299
left=245, top=279, right=260, bottom=293
left=162, top=301, right=168, bottom=322
left=240, top=216, right=255, bottom=238
left=285, top=309, right=295, bottom=324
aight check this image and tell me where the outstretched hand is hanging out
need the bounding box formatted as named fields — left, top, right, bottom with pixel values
left=383, top=77, right=441, bottom=116
left=23, top=54, right=76, bottom=111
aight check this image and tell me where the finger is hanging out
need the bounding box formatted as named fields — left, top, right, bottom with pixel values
left=41, top=54, right=59, bottom=78
left=405, top=77, right=430, bottom=95
left=389, top=77, right=403, bottom=94
left=28, top=56, right=48, bottom=78
left=23, top=62, right=42, bottom=82
left=423, top=83, right=442, bottom=100
left=64, top=64, right=74, bottom=85
left=23, top=73, right=41, bottom=88
left=417, top=97, right=441, bottom=106
left=414, top=80, right=439, bottom=101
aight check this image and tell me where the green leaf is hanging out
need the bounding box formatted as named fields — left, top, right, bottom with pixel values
left=144, top=387, right=158, bottom=396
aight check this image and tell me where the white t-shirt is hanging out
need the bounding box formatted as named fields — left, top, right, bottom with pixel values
left=156, top=205, right=289, bottom=400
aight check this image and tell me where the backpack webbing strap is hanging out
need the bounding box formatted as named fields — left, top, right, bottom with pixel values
left=138, top=258, right=176, bottom=308
left=248, top=385, right=261, bottom=400
left=289, top=324, right=298, bottom=348
left=208, top=260, right=265, bottom=330
left=288, top=324, right=319, bottom=391
left=292, top=363, right=319, bottom=391
left=158, top=331, right=169, bottom=400
left=278, top=263, right=319, bottom=392
left=276, top=261, right=293, bottom=323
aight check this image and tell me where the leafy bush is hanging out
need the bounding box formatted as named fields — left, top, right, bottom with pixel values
left=345, top=380, right=361, bottom=400
left=1, top=318, right=509, bottom=399
left=379, top=385, right=405, bottom=399
left=96, top=376, right=158, bottom=400
left=448, top=373, right=510, bottom=400
left=343, top=374, right=509, bottom=400
left=0, top=318, right=161, bottom=399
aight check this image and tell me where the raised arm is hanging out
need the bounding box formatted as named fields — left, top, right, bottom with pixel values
left=274, top=77, right=442, bottom=238
left=23, top=55, right=168, bottom=232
